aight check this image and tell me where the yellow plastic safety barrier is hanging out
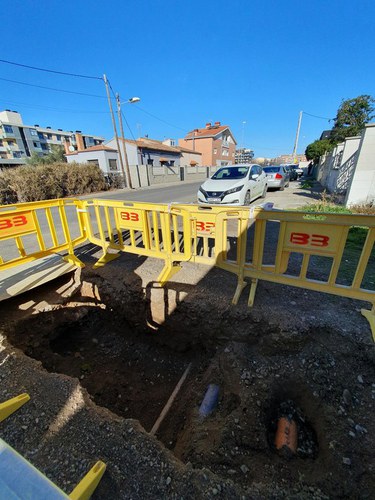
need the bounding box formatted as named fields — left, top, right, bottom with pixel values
left=0, top=393, right=30, bottom=423
left=0, top=197, right=374, bottom=340
left=0, top=199, right=86, bottom=271
left=0, top=394, right=106, bottom=499
left=173, top=204, right=250, bottom=267
left=81, top=199, right=193, bottom=285
left=225, top=207, right=375, bottom=340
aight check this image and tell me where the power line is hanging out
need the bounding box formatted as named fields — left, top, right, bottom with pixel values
left=303, top=111, right=333, bottom=121
left=0, top=76, right=107, bottom=99
left=0, top=58, right=102, bottom=80
left=135, top=105, right=187, bottom=132
left=1, top=99, right=109, bottom=114
left=121, top=110, right=137, bottom=141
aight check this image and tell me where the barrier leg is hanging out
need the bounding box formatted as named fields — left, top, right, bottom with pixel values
left=63, top=254, right=85, bottom=268
left=93, top=252, right=120, bottom=269
left=158, top=261, right=182, bottom=287
left=0, top=394, right=30, bottom=423
left=69, top=461, right=106, bottom=500
left=232, top=277, right=247, bottom=305
left=361, top=305, right=375, bottom=342
left=248, top=278, right=258, bottom=307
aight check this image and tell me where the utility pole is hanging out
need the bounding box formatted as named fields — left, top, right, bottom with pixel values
left=103, top=74, right=127, bottom=187
left=292, top=111, right=303, bottom=163
left=116, top=93, right=133, bottom=189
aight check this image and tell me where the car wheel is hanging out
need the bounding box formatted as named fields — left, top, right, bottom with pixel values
left=244, top=190, right=251, bottom=205
left=261, top=184, right=267, bottom=198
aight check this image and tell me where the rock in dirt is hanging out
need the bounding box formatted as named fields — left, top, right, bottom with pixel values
left=342, top=389, right=351, bottom=405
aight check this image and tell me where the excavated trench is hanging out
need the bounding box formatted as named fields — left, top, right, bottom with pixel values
left=5, top=276, right=375, bottom=496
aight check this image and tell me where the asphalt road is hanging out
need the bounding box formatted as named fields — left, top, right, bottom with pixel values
left=80, top=180, right=203, bottom=204
left=80, top=177, right=316, bottom=209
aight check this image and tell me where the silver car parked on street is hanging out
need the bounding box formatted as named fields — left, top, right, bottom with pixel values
left=263, top=166, right=290, bottom=190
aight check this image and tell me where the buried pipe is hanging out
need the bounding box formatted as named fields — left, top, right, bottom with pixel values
left=199, top=384, right=220, bottom=417
left=150, top=363, right=192, bottom=436
left=275, top=417, right=297, bottom=456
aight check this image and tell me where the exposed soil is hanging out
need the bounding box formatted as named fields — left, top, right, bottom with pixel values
left=3, top=263, right=375, bottom=498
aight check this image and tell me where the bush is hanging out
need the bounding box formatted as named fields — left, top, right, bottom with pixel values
left=0, top=162, right=108, bottom=205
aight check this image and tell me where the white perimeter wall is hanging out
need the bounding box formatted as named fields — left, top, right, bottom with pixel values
left=346, top=124, right=375, bottom=205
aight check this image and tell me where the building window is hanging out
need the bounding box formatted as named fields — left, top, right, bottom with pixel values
left=3, top=125, right=13, bottom=134
left=147, top=159, right=154, bottom=166
left=56, top=134, right=61, bottom=141
left=109, top=159, right=118, bottom=171
left=13, top=151, right=22, bottom=158
left=41, top=143, right=49, bottom=151
left=88, top=159, right=99, bottom=166
left=213, top=149, right=217, bottom=154
left=33, top=142, right=39, bottom=148
left=30, top=129, right=38, bottom=136
left=37, top=132, right=44, bottom=140
left=170, top=160, right=175, bottom=166
left=47, top=133, right=52, bottom=140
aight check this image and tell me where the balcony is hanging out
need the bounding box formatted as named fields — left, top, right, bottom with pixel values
left=0, top=130, right=15, bottom=139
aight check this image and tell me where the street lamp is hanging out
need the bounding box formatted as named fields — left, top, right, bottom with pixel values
left=116, top=94, right=140, bottom=189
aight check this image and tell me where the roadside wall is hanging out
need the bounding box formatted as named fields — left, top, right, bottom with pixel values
left=345, top=124, right=375, bottom=206
left=129, top=164, right=219, bottom=187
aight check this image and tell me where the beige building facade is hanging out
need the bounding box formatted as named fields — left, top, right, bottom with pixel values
left=179, top=122, right=236, bottom=166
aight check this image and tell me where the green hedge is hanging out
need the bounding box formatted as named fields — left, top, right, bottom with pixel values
left=0, top=162, right=108, bottom=204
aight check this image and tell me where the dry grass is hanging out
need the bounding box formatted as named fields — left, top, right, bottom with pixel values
left=0, top=162, right=108, bottom=204
left=302, top=190, right=375, bottom=215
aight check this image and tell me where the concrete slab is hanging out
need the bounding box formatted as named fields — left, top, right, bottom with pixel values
left=0, top=255, right=76, bottom=301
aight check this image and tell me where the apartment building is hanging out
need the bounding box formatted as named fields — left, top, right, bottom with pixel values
left=235, top=148, right=254, bottom=164
left=179, top=121, right=237, bottom=166
left=0, top=110, right=104, bottom=168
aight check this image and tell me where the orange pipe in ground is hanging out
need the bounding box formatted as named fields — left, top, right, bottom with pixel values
left=275, top=417, right=297, bottom=454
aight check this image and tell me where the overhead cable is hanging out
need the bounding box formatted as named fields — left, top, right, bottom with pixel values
left=0, top=58, right=102, bottom=80
left=135, top=105, right=187, bottom=132
left=1, top=99, right=109, bottom=114
left=0, top=77, right=107, bottom=99
left=303, top=111, right=333, bottom=121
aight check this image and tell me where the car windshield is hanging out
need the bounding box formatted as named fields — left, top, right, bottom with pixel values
left=212, top=167, right=249, bottom=180
left=263, top=167, right=280, bottom=173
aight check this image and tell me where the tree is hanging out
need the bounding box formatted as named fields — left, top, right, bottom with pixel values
left=305, top=139, right=334, bottom=163
left=26, top=144, right=67, bottom=166
left=330, top=95, right=375, bottom=143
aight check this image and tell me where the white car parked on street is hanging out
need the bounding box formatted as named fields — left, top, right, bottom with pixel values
left=197, top=164, right=267, bottom=205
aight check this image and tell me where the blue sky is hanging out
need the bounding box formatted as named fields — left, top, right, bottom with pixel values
left=1, top=0, right=374, bottom=158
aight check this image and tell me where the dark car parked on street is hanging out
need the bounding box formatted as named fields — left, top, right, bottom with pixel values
left=284, top=165, right=298, bottom=181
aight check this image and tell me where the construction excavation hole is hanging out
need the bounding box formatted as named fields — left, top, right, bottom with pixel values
left=4, top=276, right=375, bottom=497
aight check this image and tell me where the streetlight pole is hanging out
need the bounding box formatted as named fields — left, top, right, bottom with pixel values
left=116, top=95, right=140, bottom=190
left=241, top=120, right=246, bottom=149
